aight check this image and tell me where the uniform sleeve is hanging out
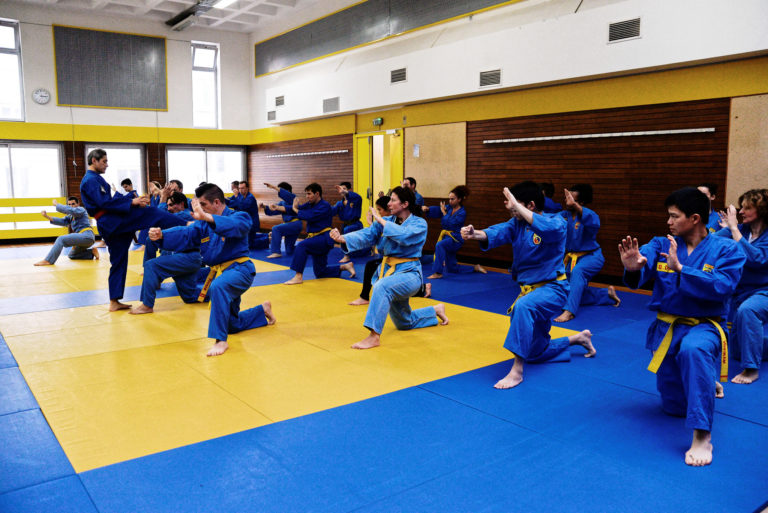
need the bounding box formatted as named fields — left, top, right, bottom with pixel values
left=263, top=205, right=280, bottom=216
left=479, top=219, right=515, bottom=251
left=344, top=223, right=383, bottom=253
left=331, top=201, right=343, bottom=217
left=160, top=222, right=204, bottom=252
left=530, top=212, right=566, bottom=237
left=55, top=203, right=87, bottom=218
left=278, top=188, right=295, bottom=205
left=425, top=206, right=442, bottom=219
left=347, top=192, right=362, bottom=220
left=211, top=211, right=251, bottom=238
left=679, top=241, right=745, bottom=298
left=81, top=177, right=132, bottom=214
left=49, top=216, right=69, bottom=227
left=381, top=217, right=427, bottom=246
left=580, top=207, right=600, bottom=240
left=736, top=233, right=768, bottom=270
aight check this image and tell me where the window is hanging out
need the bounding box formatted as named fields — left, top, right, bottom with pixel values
left=166, top=147, right=244, bottom=192
left=191, top=42, right=219, bottom=129
left=85, top=144, right=145, bottom=195
left=0, top=20, right=24, bottom=121
left=0, top=142, right=63, bottom=229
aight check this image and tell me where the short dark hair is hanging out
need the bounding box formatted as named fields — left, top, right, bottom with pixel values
left=375, top=195, right=390, bottom=210
left=231, top=180, right=239, bottom=186
left=168, top=191, right=188, bottom=208
left=404, top=177, right=417, bottom=187
left=540, top=182, right=555, bottom=198
left=87, top=148, right=106, bottom=166
left=511, top=181, right=545, bottom=211
left=170, top=179, right=183, bottom=191
left=121, top=178, right=132, bottom=187
left=450, top=185, right=470, bottom=203
left=339, top=181, right=352, bottom=189
left=239, top=180, right=249, bottom=188
left=278, top=182, right=292, bottom=192
left=665, top=187, right=710, bottom=224
left=698, top=182, right=718, bottom=196
left=67, top=196, right=79, bottom=204
left=195, top=183, right=225, bottom=204
left=570, top=183, right=593, bottom=205
left=390, top=186, right=422, bottom=217
left=305, top=183, right=322, bottom=195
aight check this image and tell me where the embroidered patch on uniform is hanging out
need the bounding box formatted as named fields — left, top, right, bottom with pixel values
left=574, top=222, right=581, bottom=230
left=702, top=263, right=714, bottom=273
left=532, top=234, right=542, bottom=245
left=201, top=237, right=210, bottom=243
left=656, top=262, right=674, bottom=273
left=100, top=186, right=106, bottom=193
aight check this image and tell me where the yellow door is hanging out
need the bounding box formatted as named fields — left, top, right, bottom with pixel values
left=354, top=130, right=404, bottom=224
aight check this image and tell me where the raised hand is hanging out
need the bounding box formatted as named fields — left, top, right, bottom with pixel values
left=618, top=236, right=648, bottom=272
left=660, top=235, right=682, bottom=272
left=329, top=228, right=345, bottom=244
left=439, top=200, right=446, bottom=215
left=189, top=198, right=211, bottom=222
left=502, top=187, right=518, bottom=213
left=148, top=227, right=163, bottom=241
left=52, top=199, right=59, bottom=206
left=564, top=188, right=576, bottom=208
left=41, top=210, right=51, bottom=220
left=460, top=225, right=475, bottom=240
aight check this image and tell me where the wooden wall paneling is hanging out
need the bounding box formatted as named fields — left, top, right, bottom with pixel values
left=64, top=141, right=86, bottom=198
left=146, top=143, right=167, bottom=186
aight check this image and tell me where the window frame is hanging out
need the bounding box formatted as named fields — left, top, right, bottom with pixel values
left=0, top=19, right=25, bottom=122
left=165, top=145, right=245, bottom=189
left=191, top=41, right=220, bottom=129
left=83, top=143, right=147, bottom=194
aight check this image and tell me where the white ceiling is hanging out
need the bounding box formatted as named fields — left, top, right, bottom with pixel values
left=9, top=0, right=346, bottom=34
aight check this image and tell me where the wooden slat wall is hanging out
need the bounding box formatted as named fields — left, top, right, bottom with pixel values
left=248, top=134, right=354, bottom=232
left=146, top=143, right=166, bottom=186
left=64, top=141, right=86, bottom=199
left=444, top=98, right=731, bottom=277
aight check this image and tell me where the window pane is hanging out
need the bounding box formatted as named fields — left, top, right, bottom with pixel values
left=0, top=53, right=23, bottom=120
left=167, top=150, right=206, bottom=192
left=86, top=146, right=145, bottom=195
left=10, top=146, right=62, bottom=198
left=206, top=150, right=242, bottom=191
left=192, top=70, right=217, bottom=128
left=0, top=146, right=11, bottom=229
left=0, top=25, right=15, bottom=50
left=193, top=47, right=216, bottom=69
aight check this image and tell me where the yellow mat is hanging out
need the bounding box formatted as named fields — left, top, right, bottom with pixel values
left=3, top=277, right=576, bottom=473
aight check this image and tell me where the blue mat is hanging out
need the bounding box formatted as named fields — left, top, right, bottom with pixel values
left=0, top=367, right=38, bottom=416
left=0, top=476, right=98, bottom=513
left=0, top=333, right=17, bottom=369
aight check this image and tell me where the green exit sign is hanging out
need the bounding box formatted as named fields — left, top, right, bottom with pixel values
left=372, top=117, right=383, bottom=126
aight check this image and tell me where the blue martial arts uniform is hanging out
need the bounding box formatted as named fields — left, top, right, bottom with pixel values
left=225, top=194, right=241, bottom=209
left=160, top=208, right=268, bottom=341
left=234, top=192, right=269, bottom=249
left=143, top=209, right=195, bottom=264
left=289, top=199, right=341, bottom=279
left=344, top=213, right=437, bottom=334
left=715, top=225, right=768, bottom=369
left=333, top=190, right=366, bottom=258
left=480, top=213, right=572, bottom=363
left=44, top=203, right=96, bottom=263
left=263, top=188, right=301, bottom=255
left=80, top=170, right=186, bottom=300
left=705, top=209, right=720, bottom=234
left=543, top=196, right=562, bottom=214
left=560, top=206, right=615, bottom=314
left=624, top=234, right=744, bottom=430
left=427, top=205, right=474, bottom=275
left=413, top=191, right=424, bottom=208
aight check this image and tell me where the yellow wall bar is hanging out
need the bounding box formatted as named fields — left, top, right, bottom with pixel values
left=0, top=213, right=65, bottom=222
left=0, top=228, right=68, bottom=239
left=0, top=197, right=67, bottom=207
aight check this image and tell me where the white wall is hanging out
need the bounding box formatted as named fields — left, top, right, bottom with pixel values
left=255, top=0, right=768, bottom=127
left=2, top=1, right=251, bottom=130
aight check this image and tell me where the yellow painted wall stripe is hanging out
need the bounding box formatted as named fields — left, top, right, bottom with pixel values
left=0, top=213, right=65, bottom=222
left=0, top=198, right=68, bottom=207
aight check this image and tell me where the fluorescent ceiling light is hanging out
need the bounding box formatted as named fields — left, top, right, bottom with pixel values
left=215, top=0, right=238, bottom=8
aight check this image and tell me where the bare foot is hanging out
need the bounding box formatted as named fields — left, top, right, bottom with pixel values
left=283, top=274, right=303, bottom=285
left=608, top=286, right=621, bottom=307
left=715, top=381, right=724, bottom=398
left=553, top=310, right=575, bottom=323
left=474, top=264, right=487, bottom=274
left=207, top=340, right=229, bottom=357
left=340, top=262, right=356, bottom=279
left=569, top=329, right=596, bottom=357
left=494, top=358, right=523, bottom=389
left=685, top=430, right=713, bottom=467
left=731, top=368, right=759, bottom=384
left=91, top=247, right=100, bottom=259
left=92, top=240, right=106, bottom=248
left=266, top=253, right=282, bottom=259
left=427, top=273, right=443, bottom=279
left=352, top=332, right=380, bottom=349
left=34, top=260, right=52, bottom=266
left=424, top=282, right=432, bottom=298
left=349, top=297, right=369, bottom=306
left=129, top=303, right=154, bottom=315
left=339, top=255, right=351, bottom=263
left=262, top=301, right=276, bottom=325
left=109, top=300, right=131, bottom=311
left=434, top=303, right=449, bottom=325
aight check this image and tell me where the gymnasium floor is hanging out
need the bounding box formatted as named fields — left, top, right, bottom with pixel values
left=1, top=243, right=766, bottom=513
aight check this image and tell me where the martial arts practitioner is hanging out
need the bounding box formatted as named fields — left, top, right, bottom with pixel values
left=553, top=184, right=620, bottom=323
left=262, top=182, right=301, bottom=258
left=80, top=149, right=186, bottom=311
left=715, top=188, right=768, bottom=384
left=283, top=183, right=355, bottom=285
left=619, top=187, right=745, bottom=466
left=120, top=178, right=138, bottom=199
left=330, top=186, right=447, bottom=349
left=142, top=191, right=195, bottom=265
left=697, top=183, right=721, bottom=234
left=401, top=177, right=424, bottom=207
left=461, top=181, right=596, bottom=389
left=35, top=197, right=99, bottom=265
left=148, top=183, right=275, bottom=356
left=424, top=185, right=486, bottom=279
left=331, top=181, right=365, bottom=262
left=225, top=180, right=240, bottom=208
left=235, top=181, right=269, bottom=249
left=540, top=182, right=562, bottom=213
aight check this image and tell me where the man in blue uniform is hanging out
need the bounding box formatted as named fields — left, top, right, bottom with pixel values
left=462, top=181, right=596, bottom=390
left=79, top=149, right=186, bottom=311
left=149, top=183, right=275, bottom=356
left=283, top=183, right=355, bottom=285
left=226, top=180, right=241, bottom=209
left=619, top=187, right=745, bottom=466
left=35, top=196, right=99, bottom=265
left=120, top=178, right=138, bottom=199
left=332, top=181, right=365, bottom=262
left=235, top=181, right=269, bottom=250
left=262, top=182, right=302, bottom=258
left=540, top=182, right=562, bottom=213
left=697, top=183, right=721, bottom=234
left=402, top=177, right=424, bottom=207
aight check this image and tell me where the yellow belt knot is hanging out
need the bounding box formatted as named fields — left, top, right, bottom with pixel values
left=437, top=229, right=459, bottom=243
left=307, top=227, right=331, bottom=238
left=649, top=312, right=728, bottom=382
left=197, top=257, right=251, bottom=302
left=507, top=274, right=567, bottom=314
left=378, top=256, right=419, bottom=279
left=564, top=251, right=591, bottom=272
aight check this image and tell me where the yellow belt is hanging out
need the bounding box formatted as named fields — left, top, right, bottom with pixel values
left=286, top=218, right=300, bottom=222
left=379, top=256, right=419, bottom=279
left=436, top=229, right=459, bottom=243
left=507, top=274, right=567, bottom=314
left=564, top=251, right=591, bottom=272
left=307, top=227, right=331, bottom=238
left=197, top=257, right=251, bottom=302
left=78, top=227, right=94, bottom=234
left=649, top=312, right=728, bottom=382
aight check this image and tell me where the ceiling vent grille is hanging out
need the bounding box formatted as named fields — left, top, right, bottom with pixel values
left=608, top=18, right=641, bottom=42
left=275, top=95, right=284, bottom=107
left=267, top=110, right=276, bottom=121
left=390, top=68, right=407, bottom=84
left=479, top=69, right=501, bottom=88
left=323, top=97, right=340, bottom=113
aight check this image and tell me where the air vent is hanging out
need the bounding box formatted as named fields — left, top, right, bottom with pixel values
left=390, top=68, right=407, bottom=84
left=323, top=97, right=340, bottom=113
left=275, top=95, right=284, bottom=107
left=479, top=69, right=501, bottom=88
left=267, top=110, right=276, bottom=121
left=608, top=18, right=641, bottom=42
